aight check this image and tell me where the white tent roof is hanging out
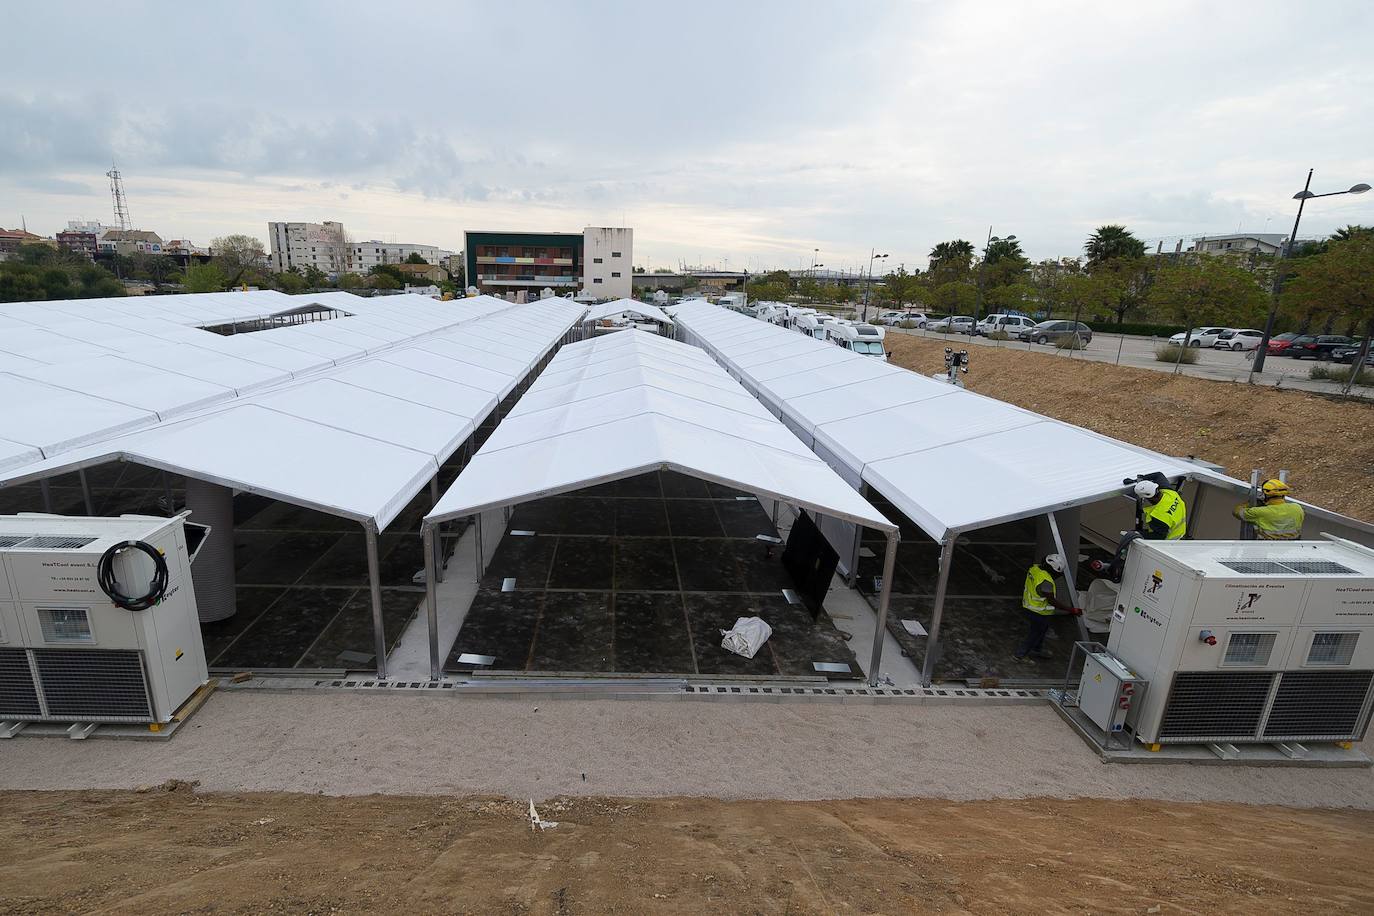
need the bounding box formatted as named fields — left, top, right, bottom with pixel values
left=0, top=296, right=584, bottom=529
left=672, top=300, right=1239, bottom=542
left=426, top=330, right=894, bottom=531
left=582, top=298, right=673, bottom=325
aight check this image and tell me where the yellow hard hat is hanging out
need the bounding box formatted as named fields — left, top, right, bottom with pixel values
left=1261, top=478, right=1291, bottom=499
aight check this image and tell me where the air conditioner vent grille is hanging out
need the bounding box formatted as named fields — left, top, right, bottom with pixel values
left=1159, top=671, right=1272, bottom=740
left=0, top=648, right=41, bottom=718
left=32, top=649, right=151, bottom=721
left=1308, top=633, right=1359, bottom=667
left=18, top=536, right=97, bottom=550
left=37, top=608, right=93, bottom=644
left=1263, top=671, right=1374, bottom=740
left=1218, top=559, right=1357, bottom=576
left=1223, top=632, right=1277, bottom=667
left=0, top=536, right=28, bottom=549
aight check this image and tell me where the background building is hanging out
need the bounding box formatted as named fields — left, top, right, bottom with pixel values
left=582, top=227, right=633, bottom=299
left=97, top=229, right=163, bottom=256
left=463, top=230, right=584, bottom=300
left=268, top=221, right=349, bottom=274
left=350, top=240, right=454, bottom=273
left=462, top=227, right=632, bottom=301
left=1190, top=233, right=1287, bottom=257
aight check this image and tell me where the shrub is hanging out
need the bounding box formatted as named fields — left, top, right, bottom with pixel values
left=897, top=319, right=920, bottom=329
left=1055, top=334, right=1088, bottom=350
left=1310, top=363, right=1374, bottom=386
left=1155, top=344, right=1198, bottom=364
left=986, top=330, right=1011, bottom=341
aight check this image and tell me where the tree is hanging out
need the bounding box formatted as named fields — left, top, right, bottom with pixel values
left=336, top=272, right=367, bottom=289
left=652, top=267, right=674, bottom=273
left=404, top=252, right=429, bottom=264
left=211, top=234, right=267, bottom=287
left=1282, top=235, right=1374, bottom=393
left=301, top=264, right=328, bottom=287
left=928, top=240, right=975, bottom=274
left=928, top=280, right=977, bottom=317
left=274, top=268, right=307, bottom=293
left=1145, top=257, right=1268, bottom=369
left=983, top=235, right=1024, bottom=266
left=1332, top=225, right=1373, bottom=243
left=1092, top=256, right=1155, bottom=324
left=882, top=266, right=922, bottom=308
left=1084, top=225, right=1146, bottom=267
left=182, top=262, right=228, bottom=292
left=0, top=244, right=124, bottom=302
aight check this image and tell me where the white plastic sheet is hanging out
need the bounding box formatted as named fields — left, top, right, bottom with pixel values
left=720, top=616, right=772, bottom=658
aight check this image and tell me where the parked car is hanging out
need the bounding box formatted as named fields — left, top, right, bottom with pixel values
left=1019, top=320, right=1093, bottom=346
left=975, top=314, right=1037, bottom=337
left=928, top=315, right=974, bottom=333
left=1212, top=329, right=1265, bottom=351
left=1289, top=335, right=1357, bottom=360
left=874, top=310, right=927, bottom=327
left=1169, top=327, right=1231, bottom=348
left=1332, top=343, right=1374, bottom=365
left=1265, top=332, right=1306, bottom=356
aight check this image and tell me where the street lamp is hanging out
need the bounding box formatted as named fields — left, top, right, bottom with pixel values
left=861, top=250, right=888, bottom=321
left=1251, top=171, right=1370, bottom=375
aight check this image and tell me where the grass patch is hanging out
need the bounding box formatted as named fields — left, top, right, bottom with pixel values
left=1310, top=363, right=1374, bottom=386
left=1155, top=343, right=1198, bottom=364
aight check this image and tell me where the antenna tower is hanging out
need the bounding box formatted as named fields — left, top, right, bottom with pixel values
left=106, top=163, right=131, bottom=230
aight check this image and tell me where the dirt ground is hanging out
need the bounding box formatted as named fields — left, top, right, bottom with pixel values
left=885, top=334, right=1374, bottom=522
left=1, top=785, right=1371, bottom=915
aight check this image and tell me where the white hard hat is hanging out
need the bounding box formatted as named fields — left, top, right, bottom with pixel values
left=1133, top=480, right=1159, bottom=500
left=1045, top=553, right=1066, bottom=573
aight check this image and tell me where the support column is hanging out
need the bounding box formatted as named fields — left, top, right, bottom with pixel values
left=867, top=529, right=901, bottom=687
left=39, top=479, right=53, bottom=513
left=364, top=522, right=388, bottom=679
left=919, top=540, right=957, bottom=687
left=161, top=471, right=175, bottom=515
left=423, top=521, right=440, bottom=680
left=184, top=478, right=236, bottom=623
left=78, top=469, right=94, bottom=515
left=474, top=512, right=484, bottom=583
left=429, top=476, right=444, bottom=583
left=1047, top=511, right=1089, bottom=641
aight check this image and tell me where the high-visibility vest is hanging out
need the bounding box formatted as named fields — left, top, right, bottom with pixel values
left=1143, top=488, right=1187, bottom=540
left=1023, top=564, right=1056, bottom=615
left=1243, top=500, right=1305, bottom=540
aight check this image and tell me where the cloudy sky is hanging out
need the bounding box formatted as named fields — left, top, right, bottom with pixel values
left=3, top=1, right=1372, bottom=271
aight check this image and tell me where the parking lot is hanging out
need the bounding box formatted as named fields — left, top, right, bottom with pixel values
left=891, top=325, right=1374, bottom=398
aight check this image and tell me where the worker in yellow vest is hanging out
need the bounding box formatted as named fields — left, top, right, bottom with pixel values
left=1015, top=554, right=1081, bottom=661
left=1134, top=480, right=1187, bottom=540
left=1234, top=479, right=1305, bottom=540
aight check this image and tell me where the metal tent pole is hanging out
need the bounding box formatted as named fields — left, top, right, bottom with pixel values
left=423, top=521, right=440, bottom=680
left=867, top=529, right=900, bottom=687
left=919, top=540, right=957, bottom=687
left=474, top=513, right=484, bottom=583
left=429, top=476, right=444, bottom=583
left=39, top=479, right=53, bottom=513
left=364, top=522, right=388, bottom=679
left=78, top=469, right=95, bottom=515
left=1047, top=511, right=1089, bottom=641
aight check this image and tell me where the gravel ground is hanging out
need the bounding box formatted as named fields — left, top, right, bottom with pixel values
left=1, top=690, right=1371, bottom=808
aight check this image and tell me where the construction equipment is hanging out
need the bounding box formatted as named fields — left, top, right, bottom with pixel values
left=1106, top=537, right=1374, bottom=749
left=0, top=513, right=208, bottom=731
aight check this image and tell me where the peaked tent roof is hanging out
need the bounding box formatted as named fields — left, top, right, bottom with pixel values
left=0, top=298, right=584, bottom=529
left=582, top=298, right=673, bottom=325
left=427, top=330, right=895, bottom=531
left=671, top=299, right=1245, bottom=542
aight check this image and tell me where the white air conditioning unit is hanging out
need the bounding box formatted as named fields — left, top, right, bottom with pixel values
left=1107, top=537, right=1374, bottom=746
left=0, top=513, right=208, bottom=726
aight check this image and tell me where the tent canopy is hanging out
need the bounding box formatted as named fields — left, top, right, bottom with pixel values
left=672, top=300, right=1242, bottom=542
left=427, top=330, right=894, bottom=532
left=0, top=297, right=584, bottom=529
left=582, top=298, right=673, bottom=325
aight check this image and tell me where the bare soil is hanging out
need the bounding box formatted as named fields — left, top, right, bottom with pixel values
left=1, top=785, right=1371, bottom=914
left=886, top=335, right=1374, bottom=522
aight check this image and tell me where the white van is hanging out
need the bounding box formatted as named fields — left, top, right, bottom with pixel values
left=829, top=322, right=888, bottom=359
left=976, top=314, right=1036, bottom=337
left=794, top=312, right=830, bottom=340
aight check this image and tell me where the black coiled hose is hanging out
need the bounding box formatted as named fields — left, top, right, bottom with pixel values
left=97, top=540, right=169, bottom=611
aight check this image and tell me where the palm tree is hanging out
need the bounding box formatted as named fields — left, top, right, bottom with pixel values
left=1332, top=225, right=1373, bottom=243
left=983, top=235, right=1024, bottom=266
left=1084, top=225, right=1146, bottom=266
left=928, top=240, right=974, bottom=270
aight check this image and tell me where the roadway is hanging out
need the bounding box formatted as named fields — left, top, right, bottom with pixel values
left=891, top=326, right=1374, bottom=399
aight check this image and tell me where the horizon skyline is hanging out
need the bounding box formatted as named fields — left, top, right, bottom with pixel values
left=3, top=1, right=1371, bottom=272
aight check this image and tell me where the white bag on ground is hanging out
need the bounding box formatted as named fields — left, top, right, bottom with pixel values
left=720, top=616, right=772, bottom=659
